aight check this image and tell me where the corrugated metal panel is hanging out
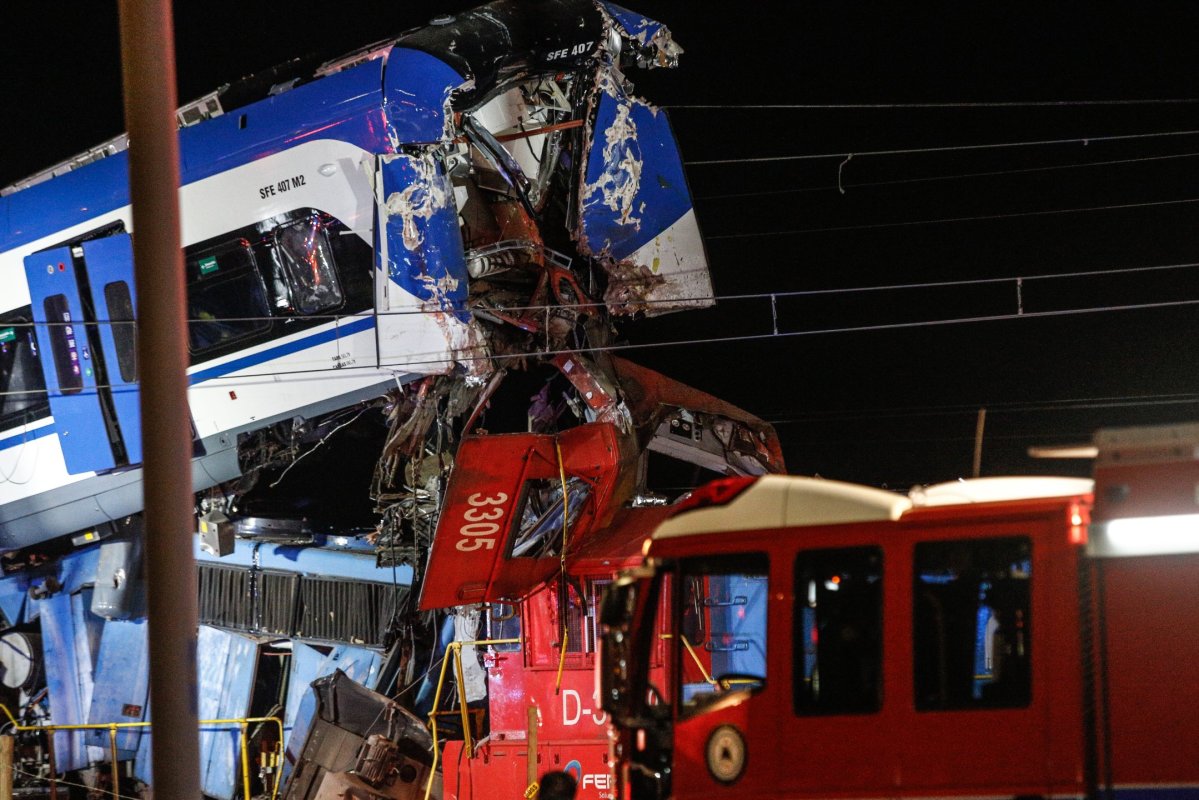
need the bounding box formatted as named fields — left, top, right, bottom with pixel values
left=257, top=570, right=300, bottom=636
left=198, top=563, right=255, bottom=631
left=295, top=578, right=396, bottom=646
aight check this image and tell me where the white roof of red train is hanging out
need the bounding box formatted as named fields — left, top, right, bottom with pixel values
left=653, top=475, right=1094, bottom=539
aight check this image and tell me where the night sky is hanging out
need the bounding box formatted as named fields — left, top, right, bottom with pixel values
left=4, top=1, right=1199, bottom=489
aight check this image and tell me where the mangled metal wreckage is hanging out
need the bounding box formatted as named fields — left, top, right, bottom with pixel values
left=0, top=2, right=778, bottom=799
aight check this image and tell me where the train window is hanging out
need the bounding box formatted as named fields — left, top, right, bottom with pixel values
left=272, top=215, right=345, bottom=315
left=676, top=553, right=769, bottom=717
left=913, top=536, right=1032, bottom=711
left=485, top=603, right=522, bottom=652
left=0, top=310, right=48, bottom=427
left=508, top=477, right=591, bottom=559
left=794, top=546, right=883, bottom=716
left=102, top=282, right=137, bottom=382
left=560, top=577, right=611, bottom=654
left=42, top=295, right=84, bottom=394
left=185, top=239, right=271, bottom=353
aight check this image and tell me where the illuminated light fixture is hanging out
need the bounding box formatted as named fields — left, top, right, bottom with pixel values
left=1093, top=513, right=1199, bottom=557
left=1087, top=423, right=1199, bottom=557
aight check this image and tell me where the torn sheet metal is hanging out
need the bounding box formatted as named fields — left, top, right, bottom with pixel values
left=600, top=3, right=682, bottom=68
left=382, top=47, right=464, bottom=146
left=417, top=422, right=626, bottom=609
left=376, top=151, right=490, bottom=374
left=395, top=0, right=605, bottom=111
left=612, top=356, right=786, bottom=474
left=578, top=74, right=713, bottom=316
left=281, top=671, right=432, bottom=800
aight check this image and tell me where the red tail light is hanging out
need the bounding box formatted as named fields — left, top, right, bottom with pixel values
left=671, top=476, right=759, bottom=516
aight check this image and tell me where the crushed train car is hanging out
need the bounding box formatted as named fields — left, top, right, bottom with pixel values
left=0, top=2, right=775, bottom=799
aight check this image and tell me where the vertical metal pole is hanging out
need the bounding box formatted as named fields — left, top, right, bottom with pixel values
left=526, top=706, right=538, bottom=790
left=972, top=407, right=987, bottom=478
left=0, top=734, right=13, bottom=800
left=43, top=732, right=59, bottom=800
left=116, top=2, right=201, bottom=798
left=108, top=727, right=120, bottom=800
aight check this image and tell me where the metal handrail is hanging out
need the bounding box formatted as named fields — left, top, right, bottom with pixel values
left=0, top=705, right=283, bottom=800
left=423, top=638, right=521, bottom=800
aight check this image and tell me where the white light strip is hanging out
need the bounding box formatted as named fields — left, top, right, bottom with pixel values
left=1097, top=513, right=1199, bottom=556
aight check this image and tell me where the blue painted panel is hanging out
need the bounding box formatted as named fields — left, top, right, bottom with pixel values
left=196, top=626, right=259, bottom=800
left=2, top=153, right=130, bottom=255
left=179, top=60, right=388, bottom=184
left=580, top=86, right=692, bottom=260
left=193, top=538, right=414, bottom=584
left=80, top=235, right=141, bottom=464
left=2, top=61, right=388, bottom=256
left=85, top=619, right=149, bottom=754
left=38, top=592, right=93, bottom=772
left=382, top=48, right=463, bottom=145
left=23, top=247, right=115, bottom=474
left=601, top=3, right=669, bottom=46
left=379, top=153, right=468, bottom=316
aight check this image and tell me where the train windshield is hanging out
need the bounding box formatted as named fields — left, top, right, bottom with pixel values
left=676, top=553, right=769, bottom=715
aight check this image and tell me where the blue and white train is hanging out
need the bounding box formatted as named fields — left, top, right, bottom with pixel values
left=0, top=0, right=711, bottom=551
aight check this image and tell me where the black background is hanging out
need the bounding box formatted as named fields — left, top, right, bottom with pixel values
left=4, top=1, right=1198, bottom=489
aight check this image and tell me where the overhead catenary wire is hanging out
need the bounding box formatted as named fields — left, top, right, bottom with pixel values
left=695, top=150, right=1199, bottom=202
left=4, top=289, right=1199, bottom=400
left=667, top=99, right=1199, bottom=110
left=758, top=391, right=1199, bottom=426
left=706, top=195, right=1199, bottom=240
left=685, top=128, right=1199, bottom=166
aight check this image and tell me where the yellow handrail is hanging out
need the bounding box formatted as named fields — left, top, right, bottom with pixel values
left=424, top=637, right=521, bottom=800
left=0, top=705, right=283, bottom=800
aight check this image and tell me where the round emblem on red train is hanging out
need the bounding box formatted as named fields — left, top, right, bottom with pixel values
left=705, top=724, right=747, bottom=784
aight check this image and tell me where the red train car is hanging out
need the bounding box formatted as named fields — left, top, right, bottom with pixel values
left=599, top=423, right=1199, bottom=800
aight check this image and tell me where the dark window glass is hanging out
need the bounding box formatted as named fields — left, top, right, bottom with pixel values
left=677, top=553, right=769, bottom=716
left=103, top=281, right=137, bottom=382
left=272, top=215, right=344, bottom=314
left=185, top=239, right=271, bottom=353
left=42, top=295, right=83, bottom=394
left=560, top=577, right=611, bottom=654
left=794, top=547, right=883, bottom=715
left=486, top=602, right=522, bottom=652
left=0, top=310, right=49, bottom=426
left=507, top=477, right=591, bottom=559
left=914, top=536, right=1032, bottom=710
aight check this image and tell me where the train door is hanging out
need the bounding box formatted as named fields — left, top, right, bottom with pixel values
left=23, top=231, right=142, bottom=474
left=898, top=523, right=1052, bottom=796
left=668, top=552, right=773, bottom=797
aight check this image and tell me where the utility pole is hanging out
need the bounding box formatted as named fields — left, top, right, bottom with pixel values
left=117, top=1, right=201, bottom=797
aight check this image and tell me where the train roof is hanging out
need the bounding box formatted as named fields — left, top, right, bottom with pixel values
left=652, top=474, right=1094, bottom=540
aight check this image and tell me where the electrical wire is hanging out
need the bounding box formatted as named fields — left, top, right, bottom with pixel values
left=695, top=151, right=1199, bottom=202
left=667, top=99, right=1199, bottom=110
left=4, top=259, right=1199, bottom=400
left=758, top=392, right=1199, bottom=425
left=4, top=293, right=1199, bottom=401
left=685, top=128, right=1199, bottom=166
left=706, top=196, right=1199, bottom=240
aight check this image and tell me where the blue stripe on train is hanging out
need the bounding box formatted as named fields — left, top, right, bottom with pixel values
left=0, top=315, right=378, bottom=453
